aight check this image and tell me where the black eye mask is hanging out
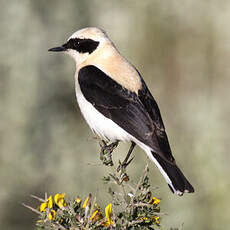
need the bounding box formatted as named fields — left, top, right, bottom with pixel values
left=63, top=38, right=99, bottom=54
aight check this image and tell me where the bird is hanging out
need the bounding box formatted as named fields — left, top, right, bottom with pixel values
left=48, top=27, right=194, bottom=195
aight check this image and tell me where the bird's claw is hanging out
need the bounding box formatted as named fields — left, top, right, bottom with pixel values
left=99, top=140, right=119, bottom=166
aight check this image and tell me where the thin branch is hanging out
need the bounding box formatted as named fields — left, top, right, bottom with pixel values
left=22, top=203, right=41, bottom=215
left=133, top=161, right=149, bottom=197
left=30, top=194, right=45, bottom=202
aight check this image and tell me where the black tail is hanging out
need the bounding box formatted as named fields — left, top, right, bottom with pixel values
left=151, top=152, right=194, bottom=196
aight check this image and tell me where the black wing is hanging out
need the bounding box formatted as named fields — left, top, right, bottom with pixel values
left=138, top=78, right=175, bottom=162
left=78, top=65, right=174, bottom=163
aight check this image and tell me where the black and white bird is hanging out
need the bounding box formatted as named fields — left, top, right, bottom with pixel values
left=49, top=27, right=194, bottom=195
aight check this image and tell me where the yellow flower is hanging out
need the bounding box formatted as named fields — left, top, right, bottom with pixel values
left=83, top=196, right=89, bottom=208
left=104, top=203, right=114, bottom=226
left=83, top=195, right=91, bottom=208
left=40, top=195, right=53, bottom=212
left=54, top=193, right=67, bottom=209
left=75, top=197, right=81, bottom=204
left=150, top=197, right=160, bottom=205
left=90, top=209, right=103, bottom=222
left=155, top=216, right=160, bottom=225
left=139, top=215, right=160, bottom=225
left=48, top=210, right=56, bottom=220
left=139, top=217, right=148, bottom=222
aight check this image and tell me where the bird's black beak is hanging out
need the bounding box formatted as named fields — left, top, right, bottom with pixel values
left=48, top=45, right=67, bottom=52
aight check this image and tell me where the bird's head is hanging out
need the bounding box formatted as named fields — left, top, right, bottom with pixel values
left=48, top=27, right=110, bottom=65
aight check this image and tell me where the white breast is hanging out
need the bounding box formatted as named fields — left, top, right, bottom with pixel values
left=75, top=80, right=132, bottom=142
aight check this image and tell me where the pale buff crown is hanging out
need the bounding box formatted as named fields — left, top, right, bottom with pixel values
left=68, top=27, right=109, bottom=43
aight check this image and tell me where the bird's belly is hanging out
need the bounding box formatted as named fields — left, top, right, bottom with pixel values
left=75, top=84, right=132, bottom=142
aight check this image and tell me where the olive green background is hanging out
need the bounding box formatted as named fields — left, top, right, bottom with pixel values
left=1, top=0, right=230, bottom=229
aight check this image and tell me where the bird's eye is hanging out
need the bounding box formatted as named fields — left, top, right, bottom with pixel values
left=74, top=40, right=80, bottom=48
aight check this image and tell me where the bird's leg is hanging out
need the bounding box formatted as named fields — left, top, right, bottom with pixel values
left=117, top=142, right=136, bottom=172
left=99, top=140, right=119, bottom=166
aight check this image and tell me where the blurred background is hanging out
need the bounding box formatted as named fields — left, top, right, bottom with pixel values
left=1, top=0, right=230, bottom=229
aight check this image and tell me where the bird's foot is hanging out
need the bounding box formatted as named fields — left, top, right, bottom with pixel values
left=99, top=140, right=119, bottom=166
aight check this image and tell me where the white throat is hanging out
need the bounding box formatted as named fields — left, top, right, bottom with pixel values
left=66, top=49, right=89, bottom=66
